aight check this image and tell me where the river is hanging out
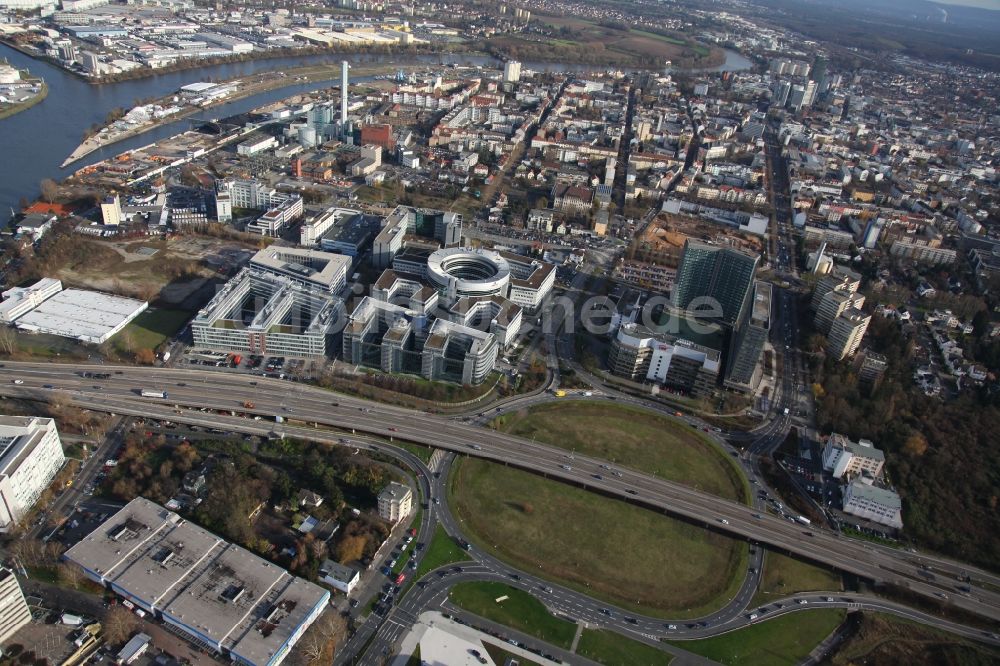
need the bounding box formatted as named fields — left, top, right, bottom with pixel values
left=0, top=45, right=751, bottom=218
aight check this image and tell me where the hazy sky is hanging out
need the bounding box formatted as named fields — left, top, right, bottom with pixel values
left=931, top=0, right=1000, bottom=9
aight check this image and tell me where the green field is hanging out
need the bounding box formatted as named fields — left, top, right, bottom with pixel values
left=414, top=525, right=471, bottom=579
left=751, top=551, right=842, bottom=607
left=116, top=308, right=188, bottom=351
left=494, top=401, right=748, bottom=502
left=669, top=609, right=846, bottom=666
left=450, top=458, right=746, bottom=618
left=448, top=582, right=578, bottom=649
left=576, top=629, right=674, bottom=666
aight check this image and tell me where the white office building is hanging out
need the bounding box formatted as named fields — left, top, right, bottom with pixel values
left=0, top=568, right=31, bottom=644
left=843, top=480, right=903, bottom=529
left=0, top=277, right=63, bottom=323
left=0, top=416, right=65, bottom=531
left=822, top=433, right=885, bottom=480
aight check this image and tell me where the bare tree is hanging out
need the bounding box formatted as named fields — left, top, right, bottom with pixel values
left=103, top=606, right=140, bottom=645
left=39, top=179, right=60, bottom=203
left=0, top=327, right=18, bottom=356
left=292, top=612, right=347, bottom=665
left=58, top=562, right=83, bottom=589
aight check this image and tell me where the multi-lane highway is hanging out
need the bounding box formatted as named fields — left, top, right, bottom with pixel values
left=3, top=361, right=1000, bottom=633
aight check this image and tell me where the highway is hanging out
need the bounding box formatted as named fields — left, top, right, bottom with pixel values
left=3, top=361, right=1000, bottom=632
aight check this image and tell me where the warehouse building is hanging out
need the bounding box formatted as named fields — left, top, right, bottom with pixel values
left=63, top=498, right=329, bottom=666
left=8, top=284, right=147, bottom=345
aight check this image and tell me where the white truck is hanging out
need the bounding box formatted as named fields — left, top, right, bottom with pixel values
left=796, top=515, right=811, bottom=526
left=140, top=389, right=167, bottom=399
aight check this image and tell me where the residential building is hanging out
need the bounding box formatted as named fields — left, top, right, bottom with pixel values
left=672, top=240, right=759, bottom=326
left=0, top=568, right=31, bottom=643
left=842, top=480, right=903, bottom=529
left=101, top=194, right=122, bottom=226
left=503, top=60, right=521, bottom=83
left=822, top=433, right=885, bottom=479
left=63, top=498, right=329, bottom=666
left=318, top=560, right=359, bottom=596
left=827, top=308, right=870, bottom=360
left=857, top=350, right=888, bottom=391
left=0, top=416, right=66, bottom=531
left=377, top=482, right=412, bottom=524
left=814, top=290, right=866, bottom=334
left=810, top=266, right=861, bottom=311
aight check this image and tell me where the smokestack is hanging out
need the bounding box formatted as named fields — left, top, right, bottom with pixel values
left=341, top=60, right=349, bottom=126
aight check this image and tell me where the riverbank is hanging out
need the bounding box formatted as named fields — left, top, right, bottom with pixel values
left=60, top=61, right=422, bottom=168
left=0, top=37, right=467, bottom=85
left=0, top=78, right=46, bottom=121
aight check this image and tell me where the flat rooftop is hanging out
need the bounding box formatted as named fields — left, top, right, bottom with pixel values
left=14, top=289, right=147, bottom=343
left=250, top=247, right=350, bottom=293
left=64, top=498, right=328, bottom=666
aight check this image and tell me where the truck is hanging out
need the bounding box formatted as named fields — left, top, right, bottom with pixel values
left=795, top=515, right=811, bottom=526
left=61, top=613, right=84, bottom=626
left=553, top=390, right=567, bottom=397
left=140, top=389, right=167, bottom=399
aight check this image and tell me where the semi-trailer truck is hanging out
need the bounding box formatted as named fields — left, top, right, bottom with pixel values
left=140, top=389, right=168, bottom=398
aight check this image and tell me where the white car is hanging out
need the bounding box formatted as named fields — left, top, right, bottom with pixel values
left=12, top=379, right=22, bottom=385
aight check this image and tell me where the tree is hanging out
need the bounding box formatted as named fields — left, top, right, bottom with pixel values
left=59, top=562, right=83, bottom=589
left=902, top=431, right=929, bottom=457
left=291, top=611, right=347, bottom=666
left=134, top=348, right=155, bottom=365
left=334, top=534, right=366, bottom=565
left=0, top=326, right=19, bottom=356
left=39, top=179, right=59, bottom=203
left=103, top=606, right=139, bottom=645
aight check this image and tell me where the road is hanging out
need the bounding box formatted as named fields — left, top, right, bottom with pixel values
left=2, top=363, right=1000, bottom=632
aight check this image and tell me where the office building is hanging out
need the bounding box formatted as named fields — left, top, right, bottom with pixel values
left=672, top=240, right=759, bottom=326
left=724, top=281, right=771, bottom=392
left=608, top=322, right=721, bottom=397
left=772, top=80, right=791, bottom=107
left=0, top=277, right=62, bottom=323
left=0, top=416, right=65, bottom=532
left=217, top=180, right=303, bottom=237
left=822, top=433, right=885, bottom=479
left=101, top=194, right=122, bottom=226
left=377, top=482, right=412, bottom=524
left=249, top=247, right=350, bottom=294
left=503, top=60, right=521, bottom=83
left=191, top=268, right=343, bottom=358
left=842, top=480, right=903, bottom=529
left=63, top=498, right=329, bottom=666
left=828, top=308, right=870, bottom=360
left=373, top=206, right=462, bottom=270
left=815, top=290, right=866, bottom=334
left=0, top=568, right=31, bottom=643
left=318, top=560, right=359, bottom=596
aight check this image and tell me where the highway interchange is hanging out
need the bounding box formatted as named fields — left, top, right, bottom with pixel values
left=1, top=360, right=999, bottom=665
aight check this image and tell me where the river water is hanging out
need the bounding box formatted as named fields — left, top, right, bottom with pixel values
left=0, top=45, right=751, bottom=217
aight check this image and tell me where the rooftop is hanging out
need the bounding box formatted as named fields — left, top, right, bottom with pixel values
left=64, top=498, right=329, bottom=666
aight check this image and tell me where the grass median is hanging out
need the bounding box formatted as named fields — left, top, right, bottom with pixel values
left=449, top=581, right=577, bottom=649
left=750, top=551, right=842, bottom=608
left=450, top=458, right=746, bottom=619
left=414, top=524, right=471, bottom=579
left=668, top=609, right=846, bottom=666
left=492, top=401, right=748, bottom=503
left=577, top=630, right=674, bottom=666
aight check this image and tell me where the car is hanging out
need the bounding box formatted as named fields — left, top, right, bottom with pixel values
left=667, top=624, right=677, bottom=630
left=600, top=608, right=612, bottom=616
left=719, top=518, right=729, bottom=525
left=796, top=599, right=808, bottom=605
left=824, top=597, right=835, bottom=602
left=625, top=617, right=638, bottom=625
left=12, top=379, right=22, bottom=385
